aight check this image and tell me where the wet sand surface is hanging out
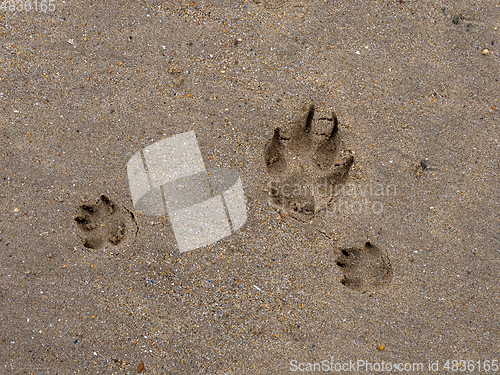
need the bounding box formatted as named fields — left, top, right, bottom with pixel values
left=0, top=0, right=499, bottom=373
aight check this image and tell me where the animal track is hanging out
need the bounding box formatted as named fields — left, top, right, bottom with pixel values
left=264, top=104, right=353, bottom=221
left=74, top=195, right=137, bottom=250
left=335, top=242, right=392, bottom=293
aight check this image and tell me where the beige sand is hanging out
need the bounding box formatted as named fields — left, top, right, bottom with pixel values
left=0, top=0, right=498, bottom=373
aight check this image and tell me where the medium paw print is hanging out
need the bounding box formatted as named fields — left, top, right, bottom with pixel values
left=264, top=104, right=354, bottom=221
left=74, top=195, right=137, bottom=250
left=335, top=242, right=393, bottom=293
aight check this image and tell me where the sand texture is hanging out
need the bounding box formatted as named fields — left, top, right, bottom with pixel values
left=0, top=0, right=499, bottom=373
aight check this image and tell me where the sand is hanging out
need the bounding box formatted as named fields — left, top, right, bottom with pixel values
left=0, top=0, right=499, bottom=373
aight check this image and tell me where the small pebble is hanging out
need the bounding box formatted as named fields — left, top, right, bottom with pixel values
left=137, top=361, right=145, bottom=373
left=482, top=49, right=489, bottom=55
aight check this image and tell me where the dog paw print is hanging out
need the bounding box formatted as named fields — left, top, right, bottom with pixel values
left=335, top=242, right=393, bottom=293
left=74, top=195, right=137, bottom=250
left=264, top=104, right=354, bottom=221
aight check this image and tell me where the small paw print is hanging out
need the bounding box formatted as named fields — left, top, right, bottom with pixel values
left=74, top=195, right=137, bottom=250
left=335, top=242, right=393, bottom=293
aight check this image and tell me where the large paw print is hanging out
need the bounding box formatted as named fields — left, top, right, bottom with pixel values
left=74, top=195, right=137, bottom=250
left=264, top=105, right=354, bottom=221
